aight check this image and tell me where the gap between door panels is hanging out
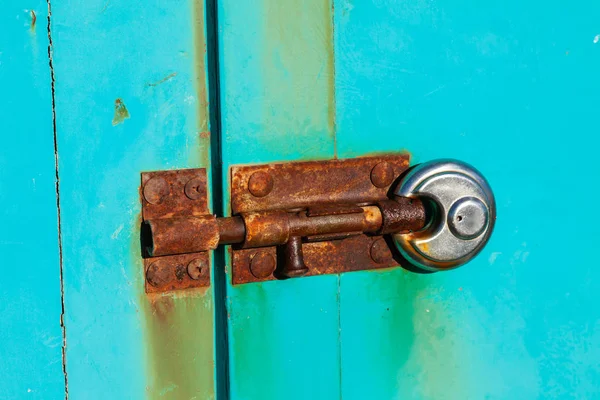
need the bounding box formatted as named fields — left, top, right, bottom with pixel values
left=204, top=0, right=230, bottom=398
left=205, top=0, right=343, bottom=398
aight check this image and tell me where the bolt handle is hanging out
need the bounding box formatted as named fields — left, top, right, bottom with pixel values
left=392, top=159, right=496, bottom=272
left=278, top=236, right=309, bottom=278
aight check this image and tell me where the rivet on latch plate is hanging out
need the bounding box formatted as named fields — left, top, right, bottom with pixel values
left=143, top=177, right=170, bottom=205
left=369, top=237, right=393, bottom=264
left=247, top=171, right=274, bottom=198
left=249, top=251, right=276, bottom=279
left=140, top=168, right=212, bottom=293
left=370, top=161, right=395, bottom=188
left=146, top=261, right=172, bottom=287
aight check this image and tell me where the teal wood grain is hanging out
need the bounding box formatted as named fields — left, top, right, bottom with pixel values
left=335, top=0, right=600, bottom=398
left=0, top=2, right=65, bottom=398
left=50, top=0, right=217, bottom=398
left=217, top=0, right=340, bottom=398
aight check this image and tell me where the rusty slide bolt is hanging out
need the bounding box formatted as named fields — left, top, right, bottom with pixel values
left=143, top=200, right=427, bottom=257
left=242, top=210, right=290, bottom=248
left=377, top=197, right=427, bottom=234
left=143, top=215, right=220, bottom=257
left=279, top=236, right=309, bottom=278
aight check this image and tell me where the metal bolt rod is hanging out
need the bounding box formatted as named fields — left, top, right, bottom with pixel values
left=288, top=207, right=382, bottom=238
left=217, top=217, right=246, bottom=244
left=143, top=198, right=427, bottom=257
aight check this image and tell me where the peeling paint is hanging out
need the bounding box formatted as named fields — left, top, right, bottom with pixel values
left=30, top=10, right=36, bottom=31
left=261, top=0, right=336, bottom=156
left=143, top=292, right=215, bottom=400
left=112, top=98, right=130, bottom=126
left=146, top=72, right=177, bottom=87
left=192, top=0, right=210, bottom=170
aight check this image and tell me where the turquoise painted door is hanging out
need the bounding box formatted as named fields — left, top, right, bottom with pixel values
left=217, top=0, right=600, bottom=399
left=49, top=0, right=220, bottom=398
left=3, top=0, right=600, bottom=399
left=3, top=0, right=221, bottom=399
left=0, top=2, right=64, bottom=398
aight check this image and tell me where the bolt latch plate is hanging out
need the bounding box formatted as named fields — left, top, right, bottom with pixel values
left=231, top=155, right=409, bottom=214
left=141, top=168, right=211, bottom=293
left=229, top=155, right=411, bottom=285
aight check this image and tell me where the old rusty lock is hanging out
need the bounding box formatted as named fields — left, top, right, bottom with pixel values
left=275, top=159, right=496, bottom=275
left=140, top=156, right=495, bottom=290
left=392, top=160, right=495, bottom=271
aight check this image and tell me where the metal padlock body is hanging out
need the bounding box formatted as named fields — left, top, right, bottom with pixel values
left=392, top=159, right=496, bottom=272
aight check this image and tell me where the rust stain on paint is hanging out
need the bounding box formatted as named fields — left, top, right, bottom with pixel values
left=138, top=0, right=216, bottom=397
left=192, top=0, right=210, bottom=169
left=30, top=10, right=36, bottom=31
left=262, top=0, right=336, bottom=147
left=134, top=216, right=215, bottom=399
left=142, top=291, right=215, bottom=400
left=112, top=98, right=130, bottom=126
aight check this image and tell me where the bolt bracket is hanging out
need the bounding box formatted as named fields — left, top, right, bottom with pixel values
left=141, top=168, right=211, bottom=293
left=140, top=154, right=421, bottom=289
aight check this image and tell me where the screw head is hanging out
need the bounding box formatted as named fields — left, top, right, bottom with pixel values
left=146, top=261, right=173, bottom=287
left=370, top=162, right=395, bottom=188
left=370, top=238, right=393, bottom=264
left=249, top=251, right=276, bottom=279
left=184, top=177, right=206, bottom=200
left=247, top=171, right=273, bottom=198
left=187, top=258, right=208, bottom=280
left=143, top=177, right=170, bottom=205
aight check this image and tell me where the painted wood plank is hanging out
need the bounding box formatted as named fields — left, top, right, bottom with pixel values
left=217, top=0, right=340, bottom=398
left=0, top=2, right=65, bottom=398
left=50, top=0, right=217, bottom=398
left=334, top=0, right=600, bottom=398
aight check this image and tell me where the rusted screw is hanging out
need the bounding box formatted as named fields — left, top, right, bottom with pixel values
left=249, top=251, right=276, bottom=279
left=146, top=261, right=173, bottom=287
left=370, top=162, right=395, bottom=188
left=370, top=238, right=393, bottom=264
left=175, top=264, right=187, bottom=281
left=247, top=171, right=273, bottom=198
left=143, top=177, right=170, bottom=205
left=187, top=258, right=208, bottom=280
left=184, top=177, right=205, bottom=200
